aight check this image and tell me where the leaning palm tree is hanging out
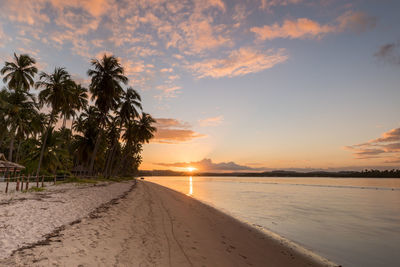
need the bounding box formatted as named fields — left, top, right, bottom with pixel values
left=35, top=67, right=74, bottom=176
left=87, top=54, right=128, bottom=175
left=1, top=53, right=38, bottom=91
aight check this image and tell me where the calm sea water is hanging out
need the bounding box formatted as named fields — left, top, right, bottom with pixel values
left=146, top=176, right=400, bottom=267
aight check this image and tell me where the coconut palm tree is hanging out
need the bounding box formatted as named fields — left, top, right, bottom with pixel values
left=72, top=106, right=102, bottom=175
left=87, top=54, right=128, bottom=175
left=60, top=82, right=88, bottom=129
left=136, top=113, right=157, bottom=143
left=0, top=89, right=38, bottom=161
left=26, top=127, right=69, bottom=174
left=103, top=87, right=142, bottom=177
left=1, top=53, right=38, bottom=92
left=116, top=113, right=156, bottom=175
left=35, top=67, right=74, bottom=176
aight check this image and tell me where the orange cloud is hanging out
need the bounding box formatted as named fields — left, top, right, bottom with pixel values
left=336, top=11, right=376, bottom=33
left=152, top=118, right=206, bottom=144
left=155, top=85, right=182, bottom=99
left=190, top=47, right=288, bottom=78
left=345, top=127, right=400, bottom=161
left=251, top=18, right=335, bottom=40
left=251, top=11, right=375, bottom=40
left=199, top=115, right=223, bottom=127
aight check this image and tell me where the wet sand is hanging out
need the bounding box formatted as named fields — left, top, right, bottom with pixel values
left=0, top=181, right=338, bottom=266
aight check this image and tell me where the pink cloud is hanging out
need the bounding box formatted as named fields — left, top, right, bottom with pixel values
left=252, top=11, right=375, bottom=40
left=251, top=18, right=335, bottom=40
left=199, top=115, right=224, bottom=127
left=152, top=118, right=206, bottom=144
left=346, top=127, right=400, bottom=162
left=190, top=47, right=288, bottom=78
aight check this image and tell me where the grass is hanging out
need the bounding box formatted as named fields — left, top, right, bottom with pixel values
left=57, top=176, right=98, bottom=184
left=25, top=186, right=45, bottom=192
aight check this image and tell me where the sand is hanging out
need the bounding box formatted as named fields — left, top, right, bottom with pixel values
left=0, top=181, right=339, bottom=266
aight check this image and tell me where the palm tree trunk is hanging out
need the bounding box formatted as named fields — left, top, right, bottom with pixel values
left=103, top=145, right=112, bottom=177
left=36, top=126, right=50, bottom=177
left=105, top=143, right=118, bottom=178
left=62, top=116, right=67, bottom=128
left=70, top=116, right=75, bottom=131
left=0, top=130, right=6, bottom=147
left=15, top=140, right=22, bottom=163
left=8, top=128, right=16, bottom=162
left=89, top=130, right=102, bottom=176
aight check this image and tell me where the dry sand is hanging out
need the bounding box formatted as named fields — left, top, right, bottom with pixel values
left=0, top=181, right=339, bottom=267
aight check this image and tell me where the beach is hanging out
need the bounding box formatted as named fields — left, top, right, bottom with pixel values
left=0, top=180, right=336, bottom=267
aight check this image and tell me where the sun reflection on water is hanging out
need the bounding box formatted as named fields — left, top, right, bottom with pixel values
left=187, top=176, right=193, bottom=196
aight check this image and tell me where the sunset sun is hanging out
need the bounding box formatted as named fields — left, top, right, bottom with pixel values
left=186, top=167, right=197, bottom=172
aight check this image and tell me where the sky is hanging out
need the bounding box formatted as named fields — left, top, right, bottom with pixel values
left=0, top=0, right=400, bottom=172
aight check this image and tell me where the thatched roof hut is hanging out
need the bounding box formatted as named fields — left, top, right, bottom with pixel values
left=0, top=153, right=25, bottom=172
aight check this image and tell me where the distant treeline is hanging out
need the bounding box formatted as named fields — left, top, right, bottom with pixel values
left=139, top=169, right=400, bottom=178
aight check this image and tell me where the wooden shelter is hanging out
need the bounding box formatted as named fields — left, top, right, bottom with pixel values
left=0, top=153, right=25, bottom=179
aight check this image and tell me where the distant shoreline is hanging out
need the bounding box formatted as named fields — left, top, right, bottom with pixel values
left=139, top=169, right=400, bottom=178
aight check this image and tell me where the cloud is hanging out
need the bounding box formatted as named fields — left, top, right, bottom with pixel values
left=190, top=47, right=288, bottom=78
left=156, top=158, right=266, bottom=172
left=251, top=18, right=335, bottom=40
left=370, top=128, right=400, bottom=143
left=0, top=24, right=11, bottom=47
left=336, top=11, right=376, bottom=33
left=251, top=11, right=375, bottom=40
left=375, top=41, right=400, bottom=65
left=155, top=85, right=182, bottom=99
left=345, top=127, right=400, bottom=161
left=152, top=118, right=206, bottom=144
left=199, top=115, right=223, bottom=126
left=260, top=0, right=302, bottom=10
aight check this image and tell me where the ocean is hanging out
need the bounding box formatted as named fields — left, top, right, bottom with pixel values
left=146, top=176, right=400, bottom=267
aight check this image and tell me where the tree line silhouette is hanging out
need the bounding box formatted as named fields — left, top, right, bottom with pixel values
left=0, top=53, right=156, bottom=177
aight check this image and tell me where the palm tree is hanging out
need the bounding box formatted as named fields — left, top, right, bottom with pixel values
left=70, top=83, right=88, bottom=129
left=35, top=67, right=74, bottom=176
left=117, top=113, right=156, bottom=175
left=87, top=54, right=128, bottom=175
left=119, top=88, right=142, bottom=124
left=103, top=87, right=142, bottom=177
left=136, top=113, right=157, bottom=143
left=1, top=53, right=38, bottom=91
left=0, top=89, right=38, bottom=161
left=60, top=82, right=88, bottom=129
left=26, top=127, right=69, bottom=174
left=72, top=106, right=102, bottom=175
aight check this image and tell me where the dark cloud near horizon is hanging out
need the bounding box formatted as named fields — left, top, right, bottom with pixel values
left=375, top=41, right=400, bottom=65
left=156, top=158, right=266, bottom=172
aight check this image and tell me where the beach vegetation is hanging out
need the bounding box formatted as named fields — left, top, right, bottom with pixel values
left=0, top=53, right=157, bottom=179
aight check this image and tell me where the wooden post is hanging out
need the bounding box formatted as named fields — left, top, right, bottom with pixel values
left=54, top=174, right=56, bottom=185
left=26, top=174, right=30, bottom=190
left=16, top=173, right=20, bottom=191
left=36, top=174, right=39, bottom=187
left=41, top=175, right=44, bottom=187
left=21, top=175, right=24, bottom=191
left=5, top=174, right=9, bottom=193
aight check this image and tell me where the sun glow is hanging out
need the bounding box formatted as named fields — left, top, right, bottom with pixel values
left=186, top=167, right=197, bottom=172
